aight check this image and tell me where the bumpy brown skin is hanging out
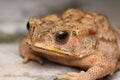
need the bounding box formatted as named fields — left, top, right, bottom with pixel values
left=19, top=9, right=120, bottom=80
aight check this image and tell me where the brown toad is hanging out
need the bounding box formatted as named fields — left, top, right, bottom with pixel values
left=19, top=9, right=120, bottom=80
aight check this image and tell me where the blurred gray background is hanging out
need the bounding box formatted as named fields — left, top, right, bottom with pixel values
left=0, top=0, right=120, bottom=34
left=0, top=0, right=120, bottom=80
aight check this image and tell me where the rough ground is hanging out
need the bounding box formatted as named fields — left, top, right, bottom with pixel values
left=0, top=42, right=120, bottom=80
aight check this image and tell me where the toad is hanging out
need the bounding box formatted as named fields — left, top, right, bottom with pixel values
left=19, top=9, right=120, bottom=80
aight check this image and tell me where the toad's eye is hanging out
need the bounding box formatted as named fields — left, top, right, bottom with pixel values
left=55, top=31, right=69, bottom=44
left=26, top=22, right=30, bottom=30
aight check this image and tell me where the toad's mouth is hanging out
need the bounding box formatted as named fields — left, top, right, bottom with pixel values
left=27, top=41, right=78, bottom=58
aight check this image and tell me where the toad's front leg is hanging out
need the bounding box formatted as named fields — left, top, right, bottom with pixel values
left=19, top=36, right=43, bottom=64
left=58, top=55, right=116, bottom=80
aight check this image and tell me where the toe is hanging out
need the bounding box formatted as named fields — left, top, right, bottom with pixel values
left=67, top=72, right=79, bottom=76
left=58, top=74, right=68, bottom=79
left=23, top=57, right=29, bottom=64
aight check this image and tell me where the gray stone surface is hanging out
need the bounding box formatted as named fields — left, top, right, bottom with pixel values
left=0, top=43, right=78, bottom=80
left=0, top=42, right=120, bottom=80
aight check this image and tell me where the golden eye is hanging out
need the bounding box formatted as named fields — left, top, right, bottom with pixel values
left=55, top=31, right=69, bottom=44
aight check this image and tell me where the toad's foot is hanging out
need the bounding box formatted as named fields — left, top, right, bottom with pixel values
left=57, top=71, right=90, bottom=80
left=56, top=55, right=116, bottom=80
left=22, top=52, right=43, bottom=64
left=20, top=36, right=43, bottom=64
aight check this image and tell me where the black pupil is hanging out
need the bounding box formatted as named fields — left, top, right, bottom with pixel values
left=26, top=22, right=30, bottom=30
left=57, top=31, right=68, bottom=40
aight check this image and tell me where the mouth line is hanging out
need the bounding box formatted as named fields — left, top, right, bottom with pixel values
left=35, top=46, right=70, bottom=55
left=27, top=42, right=72, bottom=56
